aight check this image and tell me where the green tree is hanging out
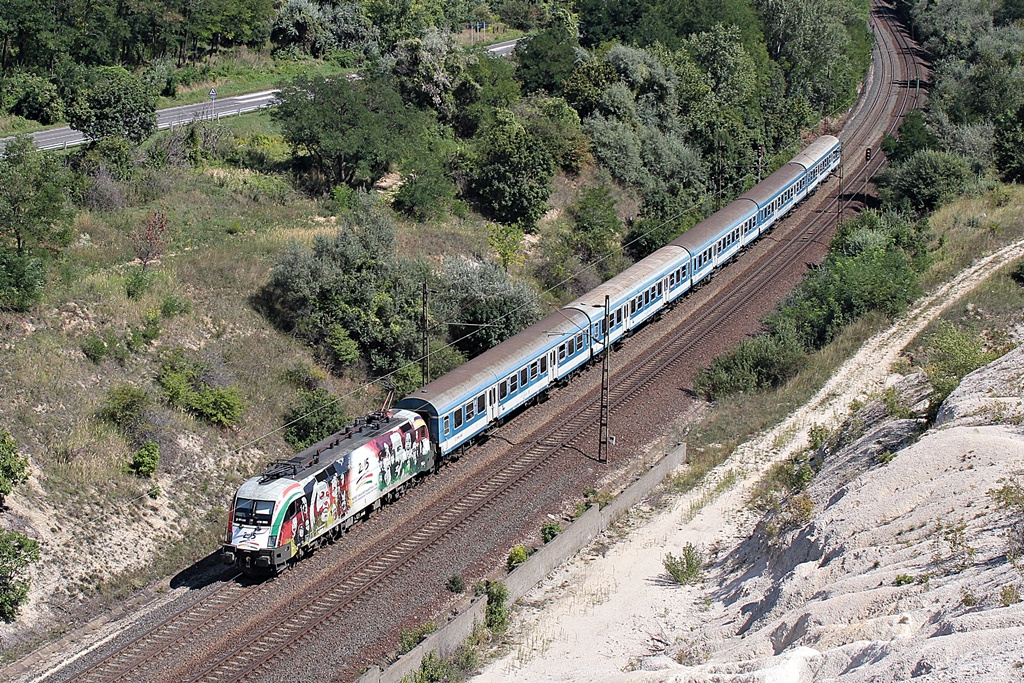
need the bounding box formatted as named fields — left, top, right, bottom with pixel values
left=471, top=109, right=555, bottom=227
left=884, top=149, right=971, bottom=212
left=437, top=259, right=542, bottom=358
left=453, top=51, right=521, bottom=137
left=388, top=28, right=466, bottom=120
left=273, top=74, right=427, bottom=189
left=514, top=28, right=578, bottom=94
left=260, top=208, right=426, bottom=376
left=0, top=429, right=29, bottom=505
left=284, top=388, right=349, bottom=450
left=566, top=186, right=622, bottom=275
left=363, top=0, right=445, bottom=50
left=995, top=105, right=1024, bottom=183
left=326, top=325, right=361, bottom=367
left=515, top=96, right=591, bottom=173
left=882, top=110, right=938, bottom=163
left=0, top=136, right=73, bottom=255
left=67, top=67, right=156, bottom=145
left=488, top=222, right=525, bottom=272
left=0, top=529, right=40, bottom=623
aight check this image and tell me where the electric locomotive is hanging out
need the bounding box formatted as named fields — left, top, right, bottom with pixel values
left=223, top=408, right=432, bottom=575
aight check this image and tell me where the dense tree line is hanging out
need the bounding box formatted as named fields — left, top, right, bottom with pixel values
left=883, top=0, right=1024, bottom=201
left=695, top=0, right=1024, bottom=402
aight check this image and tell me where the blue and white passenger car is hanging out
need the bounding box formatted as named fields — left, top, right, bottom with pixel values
left=396, top=136, right=841, bottom=462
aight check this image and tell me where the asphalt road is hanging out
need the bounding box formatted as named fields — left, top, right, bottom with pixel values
left=0, top=39, right=521, bottom=154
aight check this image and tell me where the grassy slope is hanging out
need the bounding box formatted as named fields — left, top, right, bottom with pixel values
left=0, top=112, right=486, bottom=643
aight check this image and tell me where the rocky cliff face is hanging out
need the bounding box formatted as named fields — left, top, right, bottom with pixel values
left=656, top=346, right=1024, bottom=681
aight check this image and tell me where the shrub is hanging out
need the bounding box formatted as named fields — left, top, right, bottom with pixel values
left=883, top=149, right=971, bottom=213
left=1000, top=584, right=1021, bottom=607
left=392, top=165, right=456, bottom=222
left=923, top=321, right=999, bottom=402
left=541, top=520, right=562, bottom=543
left=398, top=621, right=437, bottom=654
left=190, top=386, right=245, bottom=427
left=808, top=423, right=832, bottom=450
left=877, top=449, right=896, bottom=464
left=894, top=574, right=914, bottom=586
left=749, top=453, right=814, bottom=511
left=882, top=386, right=914, bottom=419
left=664, top=543, right=704, bottom=585
left=0, top=530, right=41, bottom=622
left=126, top=310, right=161, bottom=350
left=81, top=333, right=109, bottom=363
left=100, top=385, right=151, bottom=433
left=574, top=487, right=614, bottom=516
left=0, top=429, right=30, bottom=505
left=507, top=544, right=528, bottom=571
left=0, top=250, right=46, bottom=312
left=1010, top=260, right=1024, bottom=287
left=694, top=324, right=807, bottom=400
left=125, top=267, right=154, bottom=300
left=283, top=388, right=348, bottom=450
left=157, top=351, right=244, bottom=427
left=485, top=581, right=509, bottom=632
left=445, top=574, right=466, bottom=593
left=128, top=441, right=160, bottom=477
left=326, top=325, right=360, bottom=368
left=160, top=294, right=191, bottom=318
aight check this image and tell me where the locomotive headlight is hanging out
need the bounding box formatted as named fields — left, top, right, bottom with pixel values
left=268, top=535, right=277, bottom=548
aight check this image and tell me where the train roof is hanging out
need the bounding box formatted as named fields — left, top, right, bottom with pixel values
left=789, top=135, right=840, bottom=170
left=670, top=198, right=758, bottom=254
left=236, top=408, right=421, bottom=500
left=739, top=163, right=803, bottom=207
left=563, top=244, right=688, bottom=320
left=396, top=308, right=590, bottom=416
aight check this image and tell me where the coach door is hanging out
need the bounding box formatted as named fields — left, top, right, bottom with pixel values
left=488, top=387, right=499, bottom=421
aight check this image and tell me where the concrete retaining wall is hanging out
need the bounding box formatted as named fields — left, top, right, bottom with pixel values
left=358, top=443, right=686, bottom=683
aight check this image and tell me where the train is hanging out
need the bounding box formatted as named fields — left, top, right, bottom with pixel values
left=222, top=135, right=840, bottom=575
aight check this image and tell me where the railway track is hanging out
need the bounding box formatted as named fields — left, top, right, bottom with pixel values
left=43, top=4, right=926, bottom=681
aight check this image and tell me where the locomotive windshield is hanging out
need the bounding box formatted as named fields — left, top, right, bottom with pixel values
left=233, top=498, right=275, bottom=526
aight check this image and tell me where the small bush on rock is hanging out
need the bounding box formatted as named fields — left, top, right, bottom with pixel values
left=128, top=441, right=159, bottom=477
left=664, top=543, right=704, bottom=585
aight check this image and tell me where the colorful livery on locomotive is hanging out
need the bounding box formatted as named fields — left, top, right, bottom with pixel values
left=223, top=409, right=432, bottom=574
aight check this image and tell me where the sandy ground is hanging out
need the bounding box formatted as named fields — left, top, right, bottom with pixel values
left=474, top=240, right=1024, bottom=682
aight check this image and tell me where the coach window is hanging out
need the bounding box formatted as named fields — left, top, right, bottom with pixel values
left=616, top=308, right=623, bottom=324
left=465, top=401, right=474, bottom=420
left=567, top=337, right=575, bottom=356
left=540, top=355, right=547, bottom=373
left=519, top=368, right=528, bottom=386
left=575, top=333, right=584, bottom=349
left=443, top=415, right=450, bottom=434
left=510, top=372, right=518, bottom=392
left=657, top=282, right=663, bottom=296
left=499, top=382, right=508, bottom=400
left=558, top=344, right=567, bottom=361
left=530, top=362, right=538, bottom=380
left=477, top=395, right=486, bottom=413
